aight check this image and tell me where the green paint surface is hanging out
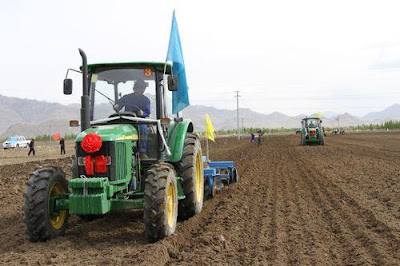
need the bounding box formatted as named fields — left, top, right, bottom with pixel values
left=86, top=62, right=172, bottom=73
left=167, top=119, right=193, bottom=162
left=76, top=124, right=138, bottom=142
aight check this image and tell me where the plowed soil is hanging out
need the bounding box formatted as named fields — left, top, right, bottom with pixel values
left=0, top=133, right=399, bottom=265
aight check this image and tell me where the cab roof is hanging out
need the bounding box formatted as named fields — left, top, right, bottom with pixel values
left=87, top=62, right=172, bottom=74
left=302, top=117, right=320, bottom=120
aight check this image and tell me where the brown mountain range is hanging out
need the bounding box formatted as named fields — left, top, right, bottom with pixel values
left=0, top=94, right=396, bottom=138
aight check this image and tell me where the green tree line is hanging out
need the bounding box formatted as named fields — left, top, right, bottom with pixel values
left=211, top=120, right=400, bottom=136
left=33, top=134, right=77, bottom=141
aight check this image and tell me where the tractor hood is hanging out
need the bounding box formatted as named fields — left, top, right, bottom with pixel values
left=76, top=124, right=138, bottom=142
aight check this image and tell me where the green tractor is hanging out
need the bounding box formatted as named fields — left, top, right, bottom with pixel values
left=23, top=49, right=204, bottom=242
left=300, top=117, right=325, bottom=146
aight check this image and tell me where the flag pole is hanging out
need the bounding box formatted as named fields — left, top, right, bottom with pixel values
left=206, top=136, right=209, bottom=160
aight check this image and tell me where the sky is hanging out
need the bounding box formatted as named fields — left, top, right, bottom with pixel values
left=1, top=0, right=400, bottom=117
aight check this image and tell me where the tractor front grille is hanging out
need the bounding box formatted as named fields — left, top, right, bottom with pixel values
left=115, top=142, right=127, bottom=181
left=76, top=141, right=117, bottom=181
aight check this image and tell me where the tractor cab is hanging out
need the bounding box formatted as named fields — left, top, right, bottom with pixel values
left=86, top=63, right=175, bottom=161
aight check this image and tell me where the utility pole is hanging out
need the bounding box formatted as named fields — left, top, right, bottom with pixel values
left=242, top=117, right=244, bottom=136
left=234, top=91, right=241, bottom=140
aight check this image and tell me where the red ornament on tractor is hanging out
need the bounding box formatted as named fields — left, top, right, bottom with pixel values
left=81, top=133, right=102, bottom=154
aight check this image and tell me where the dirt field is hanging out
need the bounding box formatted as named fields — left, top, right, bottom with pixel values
left=0, top=141, right=76, bottom=167
left=0, top=133, right=399, bottom=265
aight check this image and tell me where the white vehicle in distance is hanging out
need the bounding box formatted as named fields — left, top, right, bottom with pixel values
left=2, top=136, right=31, bottom=149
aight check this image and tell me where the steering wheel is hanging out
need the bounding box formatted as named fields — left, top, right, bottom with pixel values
left=110, top=103, right=145, bottom=118
left=115, top=103, right=142, bottom=112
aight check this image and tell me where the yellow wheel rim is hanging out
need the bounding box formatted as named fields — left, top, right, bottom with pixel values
left=195, top=152, right=202, bottom=203
left=50, top=183, right=67, bottom=230
left=166, top=182, right=176, bottom=228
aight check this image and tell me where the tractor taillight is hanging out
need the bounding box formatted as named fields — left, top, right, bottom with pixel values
left=78, top=155, right=111, bottom=175
left=94, top=155, right=111, bottom=174
left=84, top=155, right=94, bottom=175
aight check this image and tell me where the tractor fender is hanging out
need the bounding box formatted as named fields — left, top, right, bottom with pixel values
left=167, top=119, right=194, bottom=162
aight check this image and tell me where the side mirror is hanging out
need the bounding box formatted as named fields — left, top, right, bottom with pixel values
left=64, top=79, right=73, bottom=95
left=167, top=75, right=178, bottom=91
left=69, top=120, right=80, bottom=127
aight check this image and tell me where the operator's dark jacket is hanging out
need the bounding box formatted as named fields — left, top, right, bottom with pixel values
left=116, top=94, right=150, bottom=117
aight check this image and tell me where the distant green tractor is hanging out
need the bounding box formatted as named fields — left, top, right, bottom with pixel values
left=300, top=117, right=325, bottom=146
left=23, top=49, right=204, bottom=242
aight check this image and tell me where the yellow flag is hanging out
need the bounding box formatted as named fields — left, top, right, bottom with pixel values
left=205, top=114, right=215, bottom=142
left=316, top=111, right=323, bottom=119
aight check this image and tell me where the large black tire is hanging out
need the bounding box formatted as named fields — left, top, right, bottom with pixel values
left=143, top=162, right=178, bottom=242
left=176, top=133, right=204, bottom=219
left=23, top=166, right=69, bottom=242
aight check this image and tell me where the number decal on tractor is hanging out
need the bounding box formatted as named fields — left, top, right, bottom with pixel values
left=144, top=68, right=153, bottom=77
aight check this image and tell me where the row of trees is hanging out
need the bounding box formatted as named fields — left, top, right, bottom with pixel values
left=34, top=134, right=77, bottom=141
left=216, top=127, right=295, bottom=135
left=350, top=120, right=400, bottom=131
left=214, top=120, right=400, bottom=135
left=2, top=120, right=400, bottom=142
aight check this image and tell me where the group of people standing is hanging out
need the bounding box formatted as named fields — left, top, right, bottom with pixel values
left=250, top=131, right=264, bottom=146
left=27, top=137, right=66, bottom=156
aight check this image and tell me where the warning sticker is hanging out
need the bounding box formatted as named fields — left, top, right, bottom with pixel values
left=143, top=68, right=153, bottom=77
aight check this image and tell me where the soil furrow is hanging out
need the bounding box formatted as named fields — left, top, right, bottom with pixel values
left=298, top=156, right=396, bottom=265
left=1, top=134, right=400, bottom=265
left=297, top=158, right=374, bottom=264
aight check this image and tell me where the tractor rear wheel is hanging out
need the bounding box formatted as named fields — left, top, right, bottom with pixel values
left=143, top=162, right=178, bottom=242
left=177, top=133, right=204, bottom=219
left=23, top=166, right=69, bottom=242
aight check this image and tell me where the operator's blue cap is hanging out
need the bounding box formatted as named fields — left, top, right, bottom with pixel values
left=134, top=79, right=148, bottom=89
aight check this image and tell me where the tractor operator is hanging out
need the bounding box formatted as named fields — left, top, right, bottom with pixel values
left=116, top=79, right=150, bottom=117
left=115, top=79, right=151, bottom=159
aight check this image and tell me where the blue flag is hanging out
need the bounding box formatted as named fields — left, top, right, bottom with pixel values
left=166, top=11, right=189, bottom=114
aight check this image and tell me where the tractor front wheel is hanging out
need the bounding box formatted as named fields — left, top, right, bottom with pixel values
left=143, top=162, right=178, bottom=242
left=177, top=133, right=204, bottom=219
left=23, top=166, right=69, bottom=242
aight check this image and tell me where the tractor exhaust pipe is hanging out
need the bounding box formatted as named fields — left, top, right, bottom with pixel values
left=79, top=48, right=90, bottom=131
